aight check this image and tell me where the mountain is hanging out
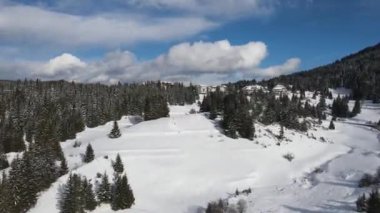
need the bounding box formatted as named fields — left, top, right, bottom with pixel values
left=260, top=43, right=380, bottom=101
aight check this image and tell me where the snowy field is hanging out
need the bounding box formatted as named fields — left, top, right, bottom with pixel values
left=28, top=95, right=380, bottom=212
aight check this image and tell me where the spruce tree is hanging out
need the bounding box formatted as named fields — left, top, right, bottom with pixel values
left=332, top=95, right=349, bottom=117
left=96, top=172, right=111, bottom=203
left=318, top=95, right=326, bottom=110
left=108, top=121, right=121, bottom=139
left=58, top=173, right=84, bottom=213
left=329, top=120, right=335, bottom=130
left=9, top=155, right=39, bottom=212
left=279, top=125, right=284, bottom=140
left=82, top=178, right=97, bottom=211
left=112, top=154, right=124, bottom=174
left=83, top=144, right=95, bottom=163
left=209, top=107, right=217, bottom=120
left=59, top=158, right=69, bottom=176
left=111, top=174, right=135, bottom=210
left=356, top=194, right=367, bottom=212
left=0, top=153, right=9, bottom=170
left=0, top=172, right=11, bottom=213
left=351, top=99, right=361, bottom=117
left=367, top=189, right=380, bottom=213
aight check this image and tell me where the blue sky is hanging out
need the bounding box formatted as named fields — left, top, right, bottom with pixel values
left=0, top=0, right=379, bottom=84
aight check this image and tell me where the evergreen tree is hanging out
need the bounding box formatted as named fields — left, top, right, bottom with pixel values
left=112, top=154, right=124, bottom=174
left=329, top=120, right=335, bottom=130
left=144, top=94, right=169, bottom=121
left=0, top=172, right=11, bottom=213
left=351, top=99, right=361, bottom=117
left=332, top=95, right=349, bottom=117
left=108, top=121, right=121, bottom=139
left=279, top=124, right=284, bottom=140
left=0, top=153, right=9, bottom=170
left=209, top=107, right=217, bottom=120
left=83, top=144, right=95, bottom=163
left=58, top=173, right=84, bottom=213
left=9, top=155, right=39, bottom=212
left=356, top=194, right=367, bottom=212
left=96, top=172, right=111, bottom=203
left=222, top=94, right=239, bottom=139
left=111, top=174, right=135, bottom=210
left=59, top=158, right=69, bottom=176
left=367, top=189, right=380, bottom=213
left=82, top=178, right=97, bottom=211
left=318, top=95, right=326, bottom=110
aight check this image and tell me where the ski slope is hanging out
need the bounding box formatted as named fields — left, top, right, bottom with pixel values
left=29, top=100, right=380, bottom=213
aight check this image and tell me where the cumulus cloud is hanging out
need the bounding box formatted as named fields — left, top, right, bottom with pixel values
left=155, top=40, right=267, bottom=73
left=260, top=58, right=301, bottom=78
left=1, top=40, right=300, bottom=85
left=34, top=53, right=87, bottom=80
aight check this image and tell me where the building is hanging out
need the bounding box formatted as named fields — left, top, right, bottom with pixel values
left=197, top=85, right=227, bottom=94
left=272, top=84, right=287, bottom=95
left=219, top=85, right=227, bottom=92
left=197, top=85, right=209, bottom=94
left=242, top=85, right=267, bottom=94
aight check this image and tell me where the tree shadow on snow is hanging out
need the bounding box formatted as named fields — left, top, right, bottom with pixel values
left=283, top=199, right=355, bottom=213
left=321, top=180, right=358, bottom=189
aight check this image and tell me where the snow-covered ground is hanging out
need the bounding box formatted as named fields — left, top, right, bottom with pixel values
left=28, top=98, right=380, bottom=213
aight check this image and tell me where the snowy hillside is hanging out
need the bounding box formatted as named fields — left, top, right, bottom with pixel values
left=28, top=98, right=380, bottom=213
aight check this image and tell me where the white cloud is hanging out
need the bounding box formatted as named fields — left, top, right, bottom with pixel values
left=0, top=4, right=216, bottom=48
left=260, top=57, right=301, bottom=78
left=0, top=40, right=300, bottom=85
left=34, top=53, right=87, bottom=79
left=155, top=40, right=267, bottom=73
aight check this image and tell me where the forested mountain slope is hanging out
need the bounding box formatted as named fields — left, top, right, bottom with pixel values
left=261, top=43, right=380, bottom=101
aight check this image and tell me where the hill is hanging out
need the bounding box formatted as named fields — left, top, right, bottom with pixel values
left=260, top=43, right=380, bottom=101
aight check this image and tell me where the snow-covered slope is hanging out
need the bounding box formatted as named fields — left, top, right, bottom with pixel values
left=29, top=101, right=380, bottom=213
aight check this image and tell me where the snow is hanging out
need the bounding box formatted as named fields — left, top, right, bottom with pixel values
left=28, top=99, right=380, bottom=213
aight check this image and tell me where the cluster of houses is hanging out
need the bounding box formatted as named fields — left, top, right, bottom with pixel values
left=196, top=85, right=227, bottom=94
left=197, top=84, right=287, bottom=95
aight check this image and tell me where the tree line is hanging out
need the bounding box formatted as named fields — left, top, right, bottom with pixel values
left=0, top=80, right=197, bottom=155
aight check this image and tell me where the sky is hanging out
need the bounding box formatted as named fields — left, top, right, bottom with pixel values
left=0, top=0, right=379, bottom=85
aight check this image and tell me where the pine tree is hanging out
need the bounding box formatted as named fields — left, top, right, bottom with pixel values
left=209, top=107, right=217, bottom=120
left=329, top=120, right=335, bottom=130
left=367, top=189, right=380, bottom=213
left=112, top=154, right=124, bottom=174
left=9, top=155, right=39, bottom=212
left=96, top=172, right=111, bottom=203
left=279, top=124, right=284, bottom=140
left=58, top=173, right=84, bottom=213
left=59, top=158, right=69, bottom=176
left=111, top=174, right=135, bottom=210
left=0, top=172, right=11, bottom=213
left=318, top=95, right=326, bottom=110
left=82, top=178, right=97, bottom=211
left=83, top=144, right=95, bottom=163
left=331, top=95, right=349, bottom=117
left=0, top=153, right=9, bottom=170
left=351, top=99, right=361, bottom=117
left=356, top=194, right=367, bottom=212
left=108, top=121, right=121, bottom=139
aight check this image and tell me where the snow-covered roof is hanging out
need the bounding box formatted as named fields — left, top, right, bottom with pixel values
left=273, top=84, right=286, bottom=90
left=243, top=85, right=263, bottom=90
